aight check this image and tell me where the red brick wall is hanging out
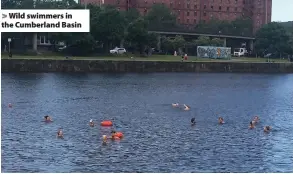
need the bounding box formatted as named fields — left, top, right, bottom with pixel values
left=80, top=0, right=272, bottom=32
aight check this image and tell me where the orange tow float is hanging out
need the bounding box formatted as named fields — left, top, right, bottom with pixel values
left=101, top=120, right=113, bottom=127
left=114, top=132, right=124, bottom=138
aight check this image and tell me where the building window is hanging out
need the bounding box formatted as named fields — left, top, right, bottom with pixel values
left=235, top=0, right=237, bottom=3
left=194, top=19, right=197, bottom=23
left=194, top=11, right=197, bottom=16
left=194, top=5, right=197, bottom=9
left=243, top=0, right=245, bottom=4
left=211, top=6, right=213, bottom=9
left=228, top=0, right=230, bottom=3
left=204, top=5, right=206, bottom=9
left=116, top=0, right=120, bottom=4
left=187, top=3, right=190, bottom=8
left=144, top=9, right=147, bottom=15
left=204, top=12, right=206, bottom=16
left=227, top=7, right=229, bottom=11
left=187, top=19, right=189, bottom=23
left=187, top=11, right=190, bottom=16
left=39, top=35, right=50, bottom=45
left=170, top=3, right=172, bottom=7
left=219, top=6, right=222, bottom=10
left=235, top=7, right=237, bottom=11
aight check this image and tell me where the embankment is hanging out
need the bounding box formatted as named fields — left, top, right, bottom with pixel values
left=1, top=59, right=293, bottom=73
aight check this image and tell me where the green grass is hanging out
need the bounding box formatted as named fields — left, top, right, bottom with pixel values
left=1, top=54, right=290, bottom=63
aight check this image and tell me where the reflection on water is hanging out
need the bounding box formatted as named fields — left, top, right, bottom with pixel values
left=1, top=73, right=293, bottom=172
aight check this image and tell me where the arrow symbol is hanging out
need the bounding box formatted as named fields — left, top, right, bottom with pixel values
left=2, top=14, right=7, bottom=19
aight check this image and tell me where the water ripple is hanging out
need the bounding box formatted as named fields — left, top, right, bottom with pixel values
left=1, top=73, right=293, bottom=172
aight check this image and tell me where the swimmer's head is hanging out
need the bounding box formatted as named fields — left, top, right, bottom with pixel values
left=111, top=130, right=116, bottom=134
left=8, top=103, right=12, bottom=107
left=264, top=126, right=271, bottom=131
left=90, top=119, right=93, bottom=123
left=102, top=135, right=107, bottom=140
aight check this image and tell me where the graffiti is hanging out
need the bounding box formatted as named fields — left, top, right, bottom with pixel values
left=197, top=46, right=231, bottom=59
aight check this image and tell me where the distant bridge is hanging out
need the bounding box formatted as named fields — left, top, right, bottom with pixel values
left=149, top=31, right=255, bottom=40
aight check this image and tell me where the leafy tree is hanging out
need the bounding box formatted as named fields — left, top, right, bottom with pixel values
left=193, top=36, right=210, bottom=46
left=94, top=6, right=126, bottom=50
left=123, top=8, right=140, bottom=23
left=126, top=17, right=149, bottom=54
left=210, top=38, right=224, bottom=46
left=145, top=4, right=177, bottom=30
left=161, top=36, right=173, bottom=53
left=171, top=35, right=185, bottom=52
left=126, top=17, right=158, bottom=55
left=255, top=22, right=292, bottom=57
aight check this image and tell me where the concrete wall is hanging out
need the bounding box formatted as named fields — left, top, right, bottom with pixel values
left=2, top=59, right=293, bottom=73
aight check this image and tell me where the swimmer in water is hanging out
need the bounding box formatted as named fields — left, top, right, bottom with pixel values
left=183, top=104, right=190, bottom=111
left=172, top=103, right=179, bottom=107
left=111, top=130, right=117, bottom=139
left=191, top=118, right=196, bottom=125
left=44, top=115, right=52, bottom=122
left=57, top=128, right=63, bottom=138
left=253, top=116, right=260, bottom=124
left=89, top=119, right=94, bottom=127
left=8, top=103, right=12, bottom=108
left=102, top=135, right=107, bottom=145
left=264, top=126, right=271, bottom=133
left=249, top=121, right=255, bottom=129
left=218, top=117, right=224, bottom=124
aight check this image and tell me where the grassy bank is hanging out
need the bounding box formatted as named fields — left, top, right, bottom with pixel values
left=1, top=54, right=290, bottom=63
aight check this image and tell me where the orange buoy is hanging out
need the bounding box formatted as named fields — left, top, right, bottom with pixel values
left=113, top=136, right=120, bottom=140
left=101, top=120, right=113, bottom=126
left=114, top=132, right=124, bottom=138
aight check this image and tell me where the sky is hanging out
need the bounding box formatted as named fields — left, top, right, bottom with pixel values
left=272, top=0, right=293, bottom=22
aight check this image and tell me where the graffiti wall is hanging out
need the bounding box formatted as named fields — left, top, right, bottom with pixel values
left=197, top=46, right=231, bottom=59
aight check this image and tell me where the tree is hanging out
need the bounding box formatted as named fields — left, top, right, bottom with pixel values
left=210, top=38, right=224, bottom=46
left=123, top=8, right=140, bottom=23
left=126, top=17, right=149, bottom=54
left=93, top=6, right=126, bottom=50
left=255, top=22, right=292, bottom=57
left=171, top=35, right=185, bottom=53
left=145, top=4, right=177, bottom=30
left=193, top=36, right=210, bottom=46
left=161, top=36, right=173, bottom=53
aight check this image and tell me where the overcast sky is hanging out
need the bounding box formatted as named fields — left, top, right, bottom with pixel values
left=272, top=0, right=293, bottom=22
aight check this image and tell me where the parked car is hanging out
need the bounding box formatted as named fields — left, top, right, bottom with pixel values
left=58, top=45, right=67, bottom=52
left=110, top=47, right=126, bottom=54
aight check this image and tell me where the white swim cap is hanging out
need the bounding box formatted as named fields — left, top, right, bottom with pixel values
left=90, top=119, right=93, bottom=122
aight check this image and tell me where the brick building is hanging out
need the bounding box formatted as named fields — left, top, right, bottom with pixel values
left=81, top=0, right=272, bottom=32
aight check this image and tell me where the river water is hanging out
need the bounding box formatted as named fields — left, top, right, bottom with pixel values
left=1, top=73, right=293, bottom=173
